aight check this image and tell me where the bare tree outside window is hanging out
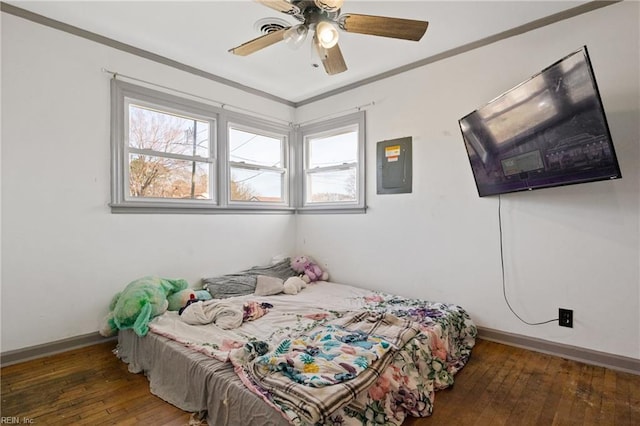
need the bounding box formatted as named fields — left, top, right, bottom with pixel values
left=128, top=105, right=211, bottom=199
left=230, top=178, right=257, bottom=201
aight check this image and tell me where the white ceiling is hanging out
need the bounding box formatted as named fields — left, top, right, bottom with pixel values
left=6, top=1, right=593, bottom=104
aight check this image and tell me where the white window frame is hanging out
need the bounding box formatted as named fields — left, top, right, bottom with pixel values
left=123, top=99, right=216, bottom=204
left=297, top=111, right=366, bottom=213
left=225, top=116, right=291, bottom=208
left=110, top=80, right=294, bottom=214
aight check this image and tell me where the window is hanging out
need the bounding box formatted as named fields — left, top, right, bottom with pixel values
left=228, top=122, right=288, bottom=205
left=298, top=111, right=366, bottom=212
left=110, top=80, right=293, bottom=213
left=111, top=80, right=363, bottom=214
left=126, top=104, right=213, bottom=201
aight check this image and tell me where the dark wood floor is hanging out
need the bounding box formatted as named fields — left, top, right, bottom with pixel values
left=1, top=342, right=191, bottom=425
left=1, top=339, right=638, bottom=425
left=408, top=339, right=639, bottom=426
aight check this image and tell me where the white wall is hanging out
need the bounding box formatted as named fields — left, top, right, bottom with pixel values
left=2, top=3, right=639, bottom=360
left=1, top=14, right=296, bottom=352
left=295, top=2, right=640, bottom=359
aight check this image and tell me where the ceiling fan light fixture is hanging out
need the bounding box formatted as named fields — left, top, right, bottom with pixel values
left=314, top=0, right=344, bottom=12
left=316, top=21, right=339, bottom=49
left=283, top=24, right=308, bottom=49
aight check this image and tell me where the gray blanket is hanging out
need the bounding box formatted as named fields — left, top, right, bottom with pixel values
left=117, top=330, right=291, bottom=426
left=203, top=258, right=297, bottom=299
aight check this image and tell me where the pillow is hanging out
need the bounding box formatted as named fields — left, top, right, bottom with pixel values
left=202, top=258, right=297, bottom=298
left=247, top=258, right=298, bottom=281
left=254, top=275, right=284, bottom=296
left=203, top=274, right=256, bottom=299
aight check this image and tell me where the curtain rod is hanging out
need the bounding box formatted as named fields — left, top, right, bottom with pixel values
left=102, top=68, right=294, bottom=126
left=102, top=68, right=376, bottom=128
left=294, top=101, right=375, bottom=128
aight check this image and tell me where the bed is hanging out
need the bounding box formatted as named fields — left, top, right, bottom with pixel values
left=117, top=280, right=477, bottom=425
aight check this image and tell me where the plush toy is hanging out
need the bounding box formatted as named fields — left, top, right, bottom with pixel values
left=290, top=255, right=329, bottom=284
left=168, top=288, right=213, bottom=311
left=167, top=289, right=197, bottom=311
left=100, top=276, right=189, bottom=337
left=195, top=289, right=213, bottom=301
left=283, top=276, right=307, bottom=295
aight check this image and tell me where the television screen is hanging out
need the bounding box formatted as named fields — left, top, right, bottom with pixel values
left=458, top=46, right=621, bottom=197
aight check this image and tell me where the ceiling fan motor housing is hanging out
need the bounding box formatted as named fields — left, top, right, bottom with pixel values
left=292, top=0, right=341, bottom=29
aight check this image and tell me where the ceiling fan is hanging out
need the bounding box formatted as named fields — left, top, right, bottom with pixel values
left=229, top=0, right=429, bottom=75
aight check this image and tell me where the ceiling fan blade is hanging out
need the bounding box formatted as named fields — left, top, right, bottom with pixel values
left=339, top=14, right=429, bottom=41
left=255, top=0, right=300, bottom=15
left=229, top=28, right=288, bottom=56
left=319, top=43, right=347, bottom=75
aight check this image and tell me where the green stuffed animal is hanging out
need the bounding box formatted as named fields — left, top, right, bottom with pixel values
left=100, top=276, right=189, bottom=337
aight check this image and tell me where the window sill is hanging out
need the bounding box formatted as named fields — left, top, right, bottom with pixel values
left=109, top=202, right=367, bottom=215
left=295, top=206, right=367, bottom=214
left=109, top=202, right=295, bottom=215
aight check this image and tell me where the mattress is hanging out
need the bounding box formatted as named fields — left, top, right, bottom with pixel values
left=118, top=329, right=290, bottom=425
left=117, top=281, right=476, bottom=425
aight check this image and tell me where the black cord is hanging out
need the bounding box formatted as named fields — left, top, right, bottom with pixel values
left=498, top=194, right=559, bottom=326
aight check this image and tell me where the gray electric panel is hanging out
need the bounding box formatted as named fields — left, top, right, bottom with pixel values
left=376, top=137, right=412, bottom=194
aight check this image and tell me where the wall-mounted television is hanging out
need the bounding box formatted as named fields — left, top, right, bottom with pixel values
left=458, top=46, right=621, bottom=197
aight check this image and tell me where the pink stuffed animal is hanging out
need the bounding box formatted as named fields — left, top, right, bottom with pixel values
left=291, top=255, right=329, bottom=283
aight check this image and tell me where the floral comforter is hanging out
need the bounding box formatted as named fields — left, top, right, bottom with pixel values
left=232, top=311, right=423, bottom=424
left=148, top=282, right=477, bottom=425
left=320, top=294, right=476, bottom=425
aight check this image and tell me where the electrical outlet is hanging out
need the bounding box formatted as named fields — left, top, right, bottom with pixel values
left=559, top=308, right=573, bottom=328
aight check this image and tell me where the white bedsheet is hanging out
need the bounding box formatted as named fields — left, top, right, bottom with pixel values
left=149, top=281, right=374, bottom=361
